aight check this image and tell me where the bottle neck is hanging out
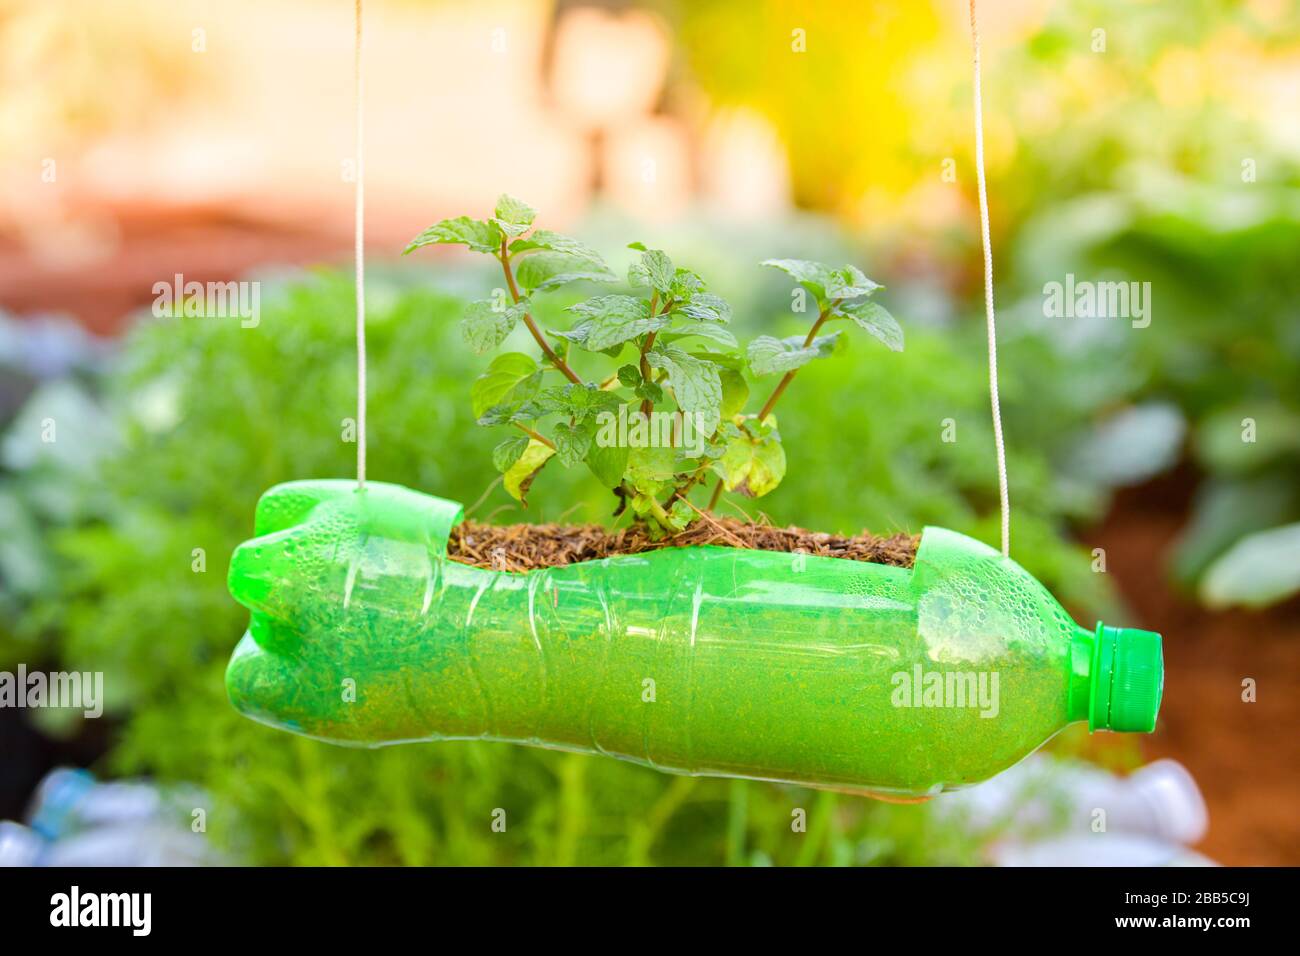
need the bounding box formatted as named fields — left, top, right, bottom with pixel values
left=1067, top=625, right=1095, bottom=724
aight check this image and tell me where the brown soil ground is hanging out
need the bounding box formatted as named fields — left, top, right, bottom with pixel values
left=448, top=517, right=919, bottom=572
left=1083, top=474, right=1300, bottom=866
left=0, top=201, right=360, bottom=335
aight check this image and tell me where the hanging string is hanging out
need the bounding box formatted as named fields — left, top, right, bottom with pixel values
left=968, top=0, right=1010, bottom=556
left=354, top=0, right=368, bottom=489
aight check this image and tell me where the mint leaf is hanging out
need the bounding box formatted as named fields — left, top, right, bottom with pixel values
left=659, top=322, right=738, bottom=352
left=827, top=264, right=882, bottom=300
left=718, top=367, right=749, bottom=419
left=644, top=251, right=675, bottom=294
left=477, top=400, right=542, bottom=427
left=635, top=379, right=664, bottom=404
left=715, top=431, right=786, bottom=497
left=514, top=251, right=616, bottom=293
left=471, top=352, right=539, bottom=417
left=552, top=419, right=596, bottom=467
left=761, top=258, right=835, bottom=302
left=628, top=490, right=693, bottom=537
left=405, top=216, right=503, bottom=255
left=646, top=345, right=722, bottom=434
left=616, top=364, right=642, bottom=388
left=502, top=439, right=554, bottom=505
left=460, top=299, right=524, bottom=354
left=836, top=299, right=903, bottom=351
left=561, top=295, right=666, bottom=351
left=492, top=435, right=530, bottom=473
left=747, top=332, right=840, bottom=376
left=671, top=292, right=731, bottom=323
left=535, top=382, right=621, bottom=421
left=626, top=443, right=677, bottom=484
left=690, top=350, right=744, bottom=371
left=628, top=247, right=675, bottom=295
left=478, top=385, right=587, bottom=425
left=763, top=259, right=884, bottom=306
left=668, top=268, right=704, bottom=299
left=585, top=439, right=629, bottom=488
left=509, top=230, right=606, bottom=264
left=660, top=497, right=695, bottom=534
left=491, top=194, right=536, bottom=237
left=700, top=440, right=727, bottom=461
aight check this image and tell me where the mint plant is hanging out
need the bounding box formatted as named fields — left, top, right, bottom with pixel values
left=405, top=196, right=901, bottom=536
left=705, top=258, right=904, bottom=508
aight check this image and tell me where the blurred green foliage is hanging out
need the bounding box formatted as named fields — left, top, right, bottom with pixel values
left=1006, top=173, right=1300, bottom=606
left=680, top=0, right=1300, bottom=606
left=3, top=261, right=1111, bottom=865
left=996, top=0, right=1300, bottom=605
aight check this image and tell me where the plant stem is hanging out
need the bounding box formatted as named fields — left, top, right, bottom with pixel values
left=499, top=239, right=581, bottom=385
left=637, top=295, right=670, bottom=417
left=677, top=460, right=709, bottom=498
left=707, top=478, right=724, bottom=511
left=638, top=331, right=659, bottom=417
left=708, top=302, right=839, bottom=512
left=756, top=304, right=834, bottom=421
left=513, top=422, right=554, bottom=449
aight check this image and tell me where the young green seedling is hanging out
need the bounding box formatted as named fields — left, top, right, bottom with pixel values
left=706, top=258, right=904, bottom=509
left=404, top=196, right=901, bottom=536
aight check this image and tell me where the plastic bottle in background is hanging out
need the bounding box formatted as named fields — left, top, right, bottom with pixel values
left=227, top=480, right=1166, bottom=797
left=936, top=755, right=1211, bottom=865
left=39, top=822, right=210, bottom=867
left=0, top=821, right=45, bottom=867
left=994, top=833, right=1216, bottom=867
left=1, top=766, right=214, bottom=867
left=26, top=767, right=99, bottom=840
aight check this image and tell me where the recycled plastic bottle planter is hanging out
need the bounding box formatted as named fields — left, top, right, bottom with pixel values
left=226, top=479, right=1163, bottom=797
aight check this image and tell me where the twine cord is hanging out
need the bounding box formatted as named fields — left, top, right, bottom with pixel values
left=354, top=0, right=367, bottom=488
left=969, top=0, right=1010, bottom=556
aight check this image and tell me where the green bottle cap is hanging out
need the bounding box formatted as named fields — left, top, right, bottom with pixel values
left=1089, top=623, right=1163, bottom=733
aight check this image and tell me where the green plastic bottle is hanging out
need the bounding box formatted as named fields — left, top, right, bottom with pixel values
left=226, top=480, right=1163, bottom=797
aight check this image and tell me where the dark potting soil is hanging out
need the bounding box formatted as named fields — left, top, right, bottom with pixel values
left=447, top=517, right=918, bottom=573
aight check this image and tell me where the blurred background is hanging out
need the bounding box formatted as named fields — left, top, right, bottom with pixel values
left=1, top=0, right=1297, bottom=866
